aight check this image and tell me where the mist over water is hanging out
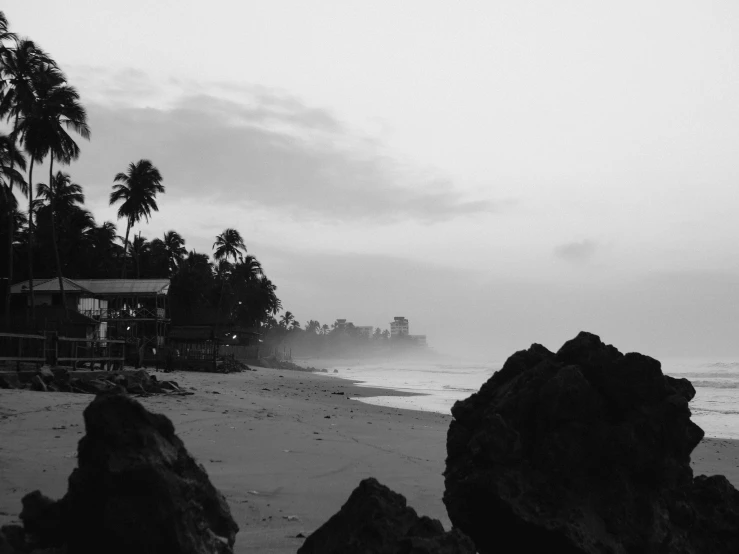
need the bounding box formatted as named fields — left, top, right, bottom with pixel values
left=311, top=356, right=739, bottom=440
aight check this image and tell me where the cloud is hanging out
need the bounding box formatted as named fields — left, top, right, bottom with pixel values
left=67, top=70, right=508, bottom=223
left=554, top=240, right=597, bottom=263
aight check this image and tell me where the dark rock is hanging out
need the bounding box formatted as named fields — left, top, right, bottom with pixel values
left=126, top=382, right=148, bottom=395
left=19, top=491, right=64, bottom=548
left=74, top=378, right=116, bottom=395
left=60, top=394, right=238, bottom=554
left=298, top=477, right=474, bottom=554
left=50, top=367, right=69, bottom=382
left=37, top=367, right=54, bottom=383
left=0, top=375, right=20, bottom=389
left=443, top=331, right=739, bottom=554
left=30, top=375, right=47, bottom=392
left=158, top=380, right=180, bottom=392
left=0, top=525, right=28, bottom=553
left=108, top=373, right=128, bottom=387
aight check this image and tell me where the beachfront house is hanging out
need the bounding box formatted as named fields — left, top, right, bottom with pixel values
left=9, top=278, right=170, bottom=352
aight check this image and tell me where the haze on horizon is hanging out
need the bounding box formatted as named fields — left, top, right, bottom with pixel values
left=5, top=0, right=738, bottom=360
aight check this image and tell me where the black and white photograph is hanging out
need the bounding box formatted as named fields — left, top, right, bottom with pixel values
left=0, top=1, right=738, bottom=552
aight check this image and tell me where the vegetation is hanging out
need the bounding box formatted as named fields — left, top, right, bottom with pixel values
left=0, top=10, right=282, bottom=331
left=260, top=317, right=393, bottom=358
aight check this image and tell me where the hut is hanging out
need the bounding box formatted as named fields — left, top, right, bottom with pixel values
left=167, top=326, right=219, bottom=371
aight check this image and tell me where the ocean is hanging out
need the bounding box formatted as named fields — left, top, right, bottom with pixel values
left=311, top=356, right=739, bottom=440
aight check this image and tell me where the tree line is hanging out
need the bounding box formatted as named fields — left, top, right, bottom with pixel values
left=259, top=315, right=393, bottom=357
left=0, top=10, right=281, bottom=330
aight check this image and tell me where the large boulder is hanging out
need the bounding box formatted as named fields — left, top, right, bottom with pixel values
left=299, top=478, right=474, bottom=554
left=444, top=331, right=739, bottom=554
left=12, top=394, right=238, bottom=554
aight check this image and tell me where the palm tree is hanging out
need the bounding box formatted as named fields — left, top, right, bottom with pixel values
left=109, top=160, right=164, bottom=278
left=212, top=228, right=246, bottom=325
left=87, top=221, right=118, bottom=276
left=36, top=171, right=84, bottom=209
left=213, top=228, right=246, bottom=263
left=162, top=230, right=186, bottom=274
left=0, top=133, right=26, bottom=326
left=130, top=232, right=150, bottom=279
left=280, top=310, right=295, bottom=329
left=1, top=40, right=62, bottom=318
left=0, top=11, right=16, bottom=47
left=34, top=78, right=90, bottom=309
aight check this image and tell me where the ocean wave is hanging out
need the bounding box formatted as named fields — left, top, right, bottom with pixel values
left=693, top=407, right=739, bottom=416
left=667, top=373, right=739, bottom=382
left=706, top=362, right=739, bottom=369
left=691, top=380, right=739, bottom=389
left=442, top=385, right=479, bottom=392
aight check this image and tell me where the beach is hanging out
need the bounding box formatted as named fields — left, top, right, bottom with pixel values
left=0, top=366, right=737, bottom=554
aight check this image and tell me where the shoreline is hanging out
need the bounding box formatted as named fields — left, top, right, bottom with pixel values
left=0, top=366, right=737, bottom=553
left=0, top=367, right=452, bottom=553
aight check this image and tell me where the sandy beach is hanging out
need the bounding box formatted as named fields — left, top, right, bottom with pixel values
left=1, top=366, right=737, bottom=553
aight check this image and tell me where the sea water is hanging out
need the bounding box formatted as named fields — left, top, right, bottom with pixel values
left=317, top=357, right=739, bottom=440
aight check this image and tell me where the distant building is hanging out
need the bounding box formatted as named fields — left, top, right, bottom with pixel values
left=355, top=325, right=374, bottom=338
left=409, top=335, right=427, bottom=347
left=390, top=316, right=409, bottom=337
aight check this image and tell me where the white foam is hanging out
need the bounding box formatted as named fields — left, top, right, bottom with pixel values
left=314, top=357, right=739, bottom=440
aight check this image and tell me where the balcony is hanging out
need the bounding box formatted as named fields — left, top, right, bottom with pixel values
left=79, top=307, right=169, bottom=321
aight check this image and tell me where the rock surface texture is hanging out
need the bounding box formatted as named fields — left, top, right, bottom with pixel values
left=7, top=394, right=238, bottom=554
left=444, top=331, right=739, bottom=554
left=0, top=367, right=191, bottom=396
left=298, top=478, right=474, bottom=554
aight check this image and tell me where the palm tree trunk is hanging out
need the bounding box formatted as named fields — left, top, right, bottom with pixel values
left=48, top=156, right=67, bottom=318
left=4, top=189, right=13, bottom=329
left=27, top=157, right=35, bottom=323
left=120, top=219, right=131, bottom=278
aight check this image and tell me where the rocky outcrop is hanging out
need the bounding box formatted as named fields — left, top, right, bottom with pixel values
left=299, top=478, right=474, bottom=554
left=444, top=331, right=739, bottom=554
left=0, top=367, right=190, bottom=396
left=7, top=394, right=238, bottom=554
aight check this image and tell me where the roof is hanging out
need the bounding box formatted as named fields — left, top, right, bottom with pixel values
left=74, top=279, right=170, bottom=296
left=169, top=326, right=217, bottom=341
left=9, top=278, right=89, bottom=294
left=10, top=278, right=170, bottom=296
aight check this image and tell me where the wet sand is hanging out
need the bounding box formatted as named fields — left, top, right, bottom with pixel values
left=0, top=366, right=737, bottom=553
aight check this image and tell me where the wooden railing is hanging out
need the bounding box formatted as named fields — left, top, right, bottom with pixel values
left=0, top=333, right=46, bottom=369
left=55, top=336, right=125, bottom=370
left=0, top=332, right=126, bottom=371
left=79, top=307, right=168, bottom=321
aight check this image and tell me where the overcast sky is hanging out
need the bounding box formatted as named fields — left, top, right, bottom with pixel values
left=6, top=0, right=739, bottom=358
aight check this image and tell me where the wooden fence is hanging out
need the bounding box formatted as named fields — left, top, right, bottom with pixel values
left=0, top=332, right=125, bottom=371
left=54, top=336, right=125, bottom=370
left=0, top=333, right=46, bottom=370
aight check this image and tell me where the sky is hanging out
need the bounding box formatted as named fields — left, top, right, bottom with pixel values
left=5, top=0, right=739, bottom=359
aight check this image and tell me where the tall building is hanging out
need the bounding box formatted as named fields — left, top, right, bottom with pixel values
left=390, top=316, right=409, bottom=337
